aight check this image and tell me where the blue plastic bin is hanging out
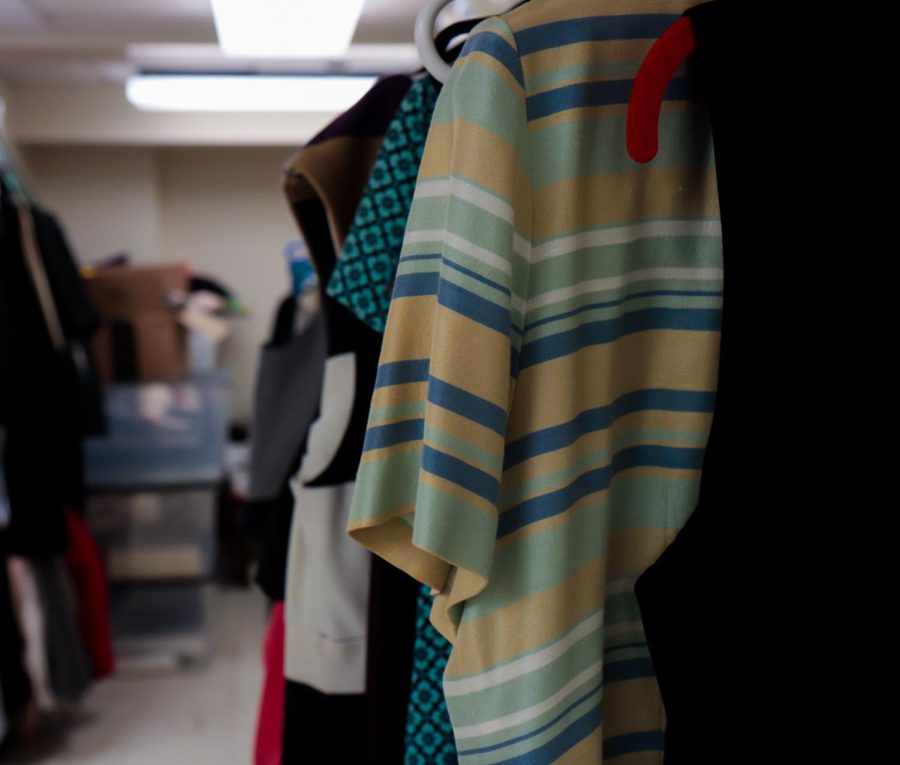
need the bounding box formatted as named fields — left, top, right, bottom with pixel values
left=84, top=373, right=231, bottom=488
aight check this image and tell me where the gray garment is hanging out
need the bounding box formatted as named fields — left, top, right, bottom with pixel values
left=30, top=558, right=91, bottom=702
left=7, top=557, right=55, bottom=710
left=248, top=307, right=327, bottom=501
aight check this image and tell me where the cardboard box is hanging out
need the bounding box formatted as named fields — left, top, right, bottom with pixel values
left=91, top=314, right=187, bottom=382
left=86, top=263, right=188, bottom=317
left=86, top=265, right=189, bottom=383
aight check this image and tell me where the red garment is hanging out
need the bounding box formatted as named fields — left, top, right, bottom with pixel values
left=255, top=602, right=286, bottom=765
left=64, top=508, right=115, bottom=678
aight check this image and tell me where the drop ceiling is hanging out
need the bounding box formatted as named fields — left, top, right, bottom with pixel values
left=0, top=0, right=513, bottom=84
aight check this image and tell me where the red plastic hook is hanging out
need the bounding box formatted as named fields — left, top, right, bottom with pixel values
left=627, top=17, right=697, bottom=164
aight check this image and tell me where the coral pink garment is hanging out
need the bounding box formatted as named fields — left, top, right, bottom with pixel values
left=64, top=508, right=115, bottom=678
left=255, top=602, right=286, bottom=765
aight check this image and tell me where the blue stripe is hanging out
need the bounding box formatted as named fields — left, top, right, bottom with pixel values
left=461, top=31, right=525, bottom=88
left=604, top=731, right=666, bottom=759
left=422, top=446, right=500, bottom=503
left=498, top=444, right=705, bottom=538
left=527, top=76, right=692, bottom=121
left=516, top=14, right=680, bottom=55
left=605, top=641, right=648, bottom=655
left=525, top=290, right=724, bottom=331
left=492, top=702, right=603, bottom=765
left=605, top=657, right=656, bottom=684
left=394, top=272, right=439, bottom=298
left=396, top=265, right=514, bottom=336
left=400, top=252, right=442, bottom=263
left=374, top=359, right=430, bottom=388
left=428, top=377, right=508, bottom=435
left=518, top=308, right=722, bottom=369
left=458, top=686, right=603, bottom=758
left=363, top=419, right=424, bottom=452
left=438, top=279, right=512, bottom=335
left=504, top=388, right=716, bottom=467
left=444, top=258, right=512, bottom=296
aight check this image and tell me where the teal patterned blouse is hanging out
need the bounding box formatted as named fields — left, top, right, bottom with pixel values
left=326, top=77, right=442, bottom=333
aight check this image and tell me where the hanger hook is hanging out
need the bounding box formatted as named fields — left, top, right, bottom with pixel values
left=415, top=0, right=455, bottom=83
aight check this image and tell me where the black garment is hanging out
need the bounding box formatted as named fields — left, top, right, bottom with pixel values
left=634, top=5, right=752, bottom=761
left=634, top=4, right=809, bottom=763
left=282, top=681, right=366, bottom=763
left=365, top=557, right=419, bottom=764
left=0, top=194, right=101, bottom=557
left=254, top=484, right=296, bottom=602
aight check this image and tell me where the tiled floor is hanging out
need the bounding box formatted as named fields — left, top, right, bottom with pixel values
left=1, top=587, right=268, bottom=765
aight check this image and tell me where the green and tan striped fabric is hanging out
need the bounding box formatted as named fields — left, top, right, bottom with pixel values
left=349, top=1, right=721, bottom=761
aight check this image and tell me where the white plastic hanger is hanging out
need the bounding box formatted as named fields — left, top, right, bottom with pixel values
left=415, top=1, right=521, bottom=84
left=415, top=0, right=455, bottom=84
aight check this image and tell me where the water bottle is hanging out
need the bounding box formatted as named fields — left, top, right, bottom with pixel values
left=294, top=261, right=320, bottom=334
left=283, top=239, right=320, bottom=333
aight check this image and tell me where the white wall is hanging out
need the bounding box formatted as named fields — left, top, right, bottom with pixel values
left=22, top=145, right=298, bottom=424
left=158, top=147, right=298, bottom=425
left=23, top=146, right=161, bottom=264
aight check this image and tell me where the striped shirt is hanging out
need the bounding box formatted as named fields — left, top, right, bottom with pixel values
left=348, top=1, right=722, bottom=762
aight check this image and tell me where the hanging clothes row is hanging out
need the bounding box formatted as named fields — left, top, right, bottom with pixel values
left=0, top=167, right=115, bottom=746
left=251, top=0, right=729, bottom=762
left=279, top=71, right=412, bottom=763
left=249, top=18, right=476, bottom=765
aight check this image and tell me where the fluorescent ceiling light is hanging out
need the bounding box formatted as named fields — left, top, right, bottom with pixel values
left=210, top=0, right=365, bottom=58
left=125, top=43, right=421, bottom=74
left=126, top=75, right=377, bottom=112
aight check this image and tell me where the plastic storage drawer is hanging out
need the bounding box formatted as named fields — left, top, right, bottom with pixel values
left=109, top=582, right=209, bottom=639
left=108, top=582, right=211, bottom=668
left=86, top=489, right=216, bottom=581
left=84, top=373, right=230, bottom=488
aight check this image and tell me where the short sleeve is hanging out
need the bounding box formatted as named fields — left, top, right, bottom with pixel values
left=347, top=17, right=532, bottom=642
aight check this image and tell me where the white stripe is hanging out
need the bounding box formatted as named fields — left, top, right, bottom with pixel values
left=444, top=610, right=603, bottom=698
left=531, top=220, right=723, bottom=262
left=454, top=661, right=603, bottom=740
left=526, top=266, right=724, bottom=311
left=412, top=177, right=531, bottom=264
left=513, top=232, right=532, bottom=263
left=404, top=229, right=513, bottom=276
left=415, top=177, right=515, bottom=224
left=413, top=178, right=452, bottom=201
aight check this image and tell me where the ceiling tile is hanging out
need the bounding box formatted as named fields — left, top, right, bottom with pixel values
left=0, top=0, right=521, bottom=86
left=30, top=0, right=214, bottom=26
left=0, top=0, right=45, bottom=30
